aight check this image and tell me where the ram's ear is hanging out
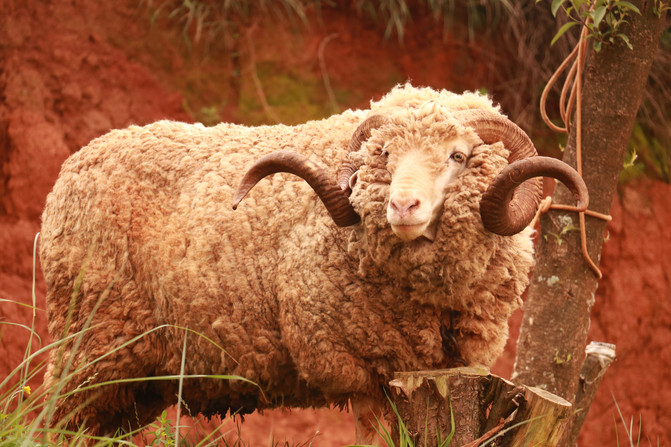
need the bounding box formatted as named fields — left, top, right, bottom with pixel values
left=338, top=156, right=358, bottom=192
left=347, top=171, right=359, bottom=193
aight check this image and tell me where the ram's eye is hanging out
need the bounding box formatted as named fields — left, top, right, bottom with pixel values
left=450, top=151, right=466, bottom=163
left=376, top=143, right=390, bottom=158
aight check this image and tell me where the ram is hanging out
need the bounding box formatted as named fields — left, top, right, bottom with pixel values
left=40, top=84, right=587, bottom=443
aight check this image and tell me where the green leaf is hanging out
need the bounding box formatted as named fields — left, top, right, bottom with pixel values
left=546, top=232, right=563, bottom=246
left=551, top=21, right=579, bottom=46
left=616, top=1, right=641, bottom=15
left=560, top=224, right=580, bottom=235
left=593, top=40, right=602, bottom=52
left=551, top=0, right=565, bottom=17
left=593, top=5, right=607, bottom=28
left=618, top=33, right=633, bottom=50
left=623, top=147, right=638, bottom=168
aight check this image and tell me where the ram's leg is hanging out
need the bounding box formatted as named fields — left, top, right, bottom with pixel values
left=44, top=276, right=168, bottom=435
left=285, top=335, right=383, bottom=442
left=351, top=395, right=386, bottom=445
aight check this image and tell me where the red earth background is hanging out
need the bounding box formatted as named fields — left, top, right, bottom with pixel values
left=1, top=1, right=670, bottom=445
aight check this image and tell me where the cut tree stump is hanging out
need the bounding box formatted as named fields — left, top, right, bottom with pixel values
left=566, top=341, right=617, bottom=445
left=504, top=386, right=572, bottom=446
left=388, top=367, right=572, bottom=447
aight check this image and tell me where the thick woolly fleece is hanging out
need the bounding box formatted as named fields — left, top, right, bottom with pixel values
left=40, top=85, right=534, bottom=435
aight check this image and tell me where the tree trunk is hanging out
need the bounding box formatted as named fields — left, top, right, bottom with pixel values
left=503, top=386, right=572, bottom=447
left=567, top=342, right=617, bottom=445
left=389, top=368, right=572, bottom=447
left=512, top=1, right=666, bottom=443
left=389, top=368, right=491, bottom=446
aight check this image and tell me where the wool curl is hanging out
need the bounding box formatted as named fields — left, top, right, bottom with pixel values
left=40, top=84, right=534, bottom=440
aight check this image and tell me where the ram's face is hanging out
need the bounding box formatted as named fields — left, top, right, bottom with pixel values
left=381, top=136, right=474, bottom=241
left=352, top=115, right=481, bottom=242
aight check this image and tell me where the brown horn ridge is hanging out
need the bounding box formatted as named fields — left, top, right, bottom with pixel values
left=455, top=109, right=589, bottom=236
left=232, top=151, right=360, bottom=227
left=337, top=115, right=389, bottom=191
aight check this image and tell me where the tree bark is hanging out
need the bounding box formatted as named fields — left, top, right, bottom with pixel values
left=389, top=368, right=572, bottom=447
left=503, top=386, right=572, bottom=447
left=389, top=367, right=491, bottom=446
left=512, top=1, right=666, bottom=442
left=567, top=342, right=616, bottom=445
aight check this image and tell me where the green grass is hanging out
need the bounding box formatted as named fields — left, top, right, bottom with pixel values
left=0, top=233, right=277, bottom=446
left=612, top=395, right=663, bottom=447
left=346, top=392, right=456, bottom=447
left=142, top=0, right=313, bottom=50
left=4, top=238, right=664, bottom=446
left=145, top=0, right=513, bottom=46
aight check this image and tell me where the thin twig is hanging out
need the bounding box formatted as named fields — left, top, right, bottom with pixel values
left=245, top=23, right=281, bottom=124
left=461, top=419, right=506, bottom=447
left=175, top=329, right=188, bottom=446
left=318, top=32, right=340, bottom=115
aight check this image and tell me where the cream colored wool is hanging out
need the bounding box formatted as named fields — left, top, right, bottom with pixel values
left=40, top=84, right=534, bottom=437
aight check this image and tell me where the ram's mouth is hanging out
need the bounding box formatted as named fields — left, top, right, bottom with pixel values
left=391, top=223, right=429, bottom=241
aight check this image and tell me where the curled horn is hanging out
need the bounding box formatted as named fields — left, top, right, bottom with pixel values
left=455, top=109, right=589, bottom=236
left=337, top=115, right=389, bottom=191
left=479, top=157, right=589, bottom=235
left=232, top=151, right=360, bottom=227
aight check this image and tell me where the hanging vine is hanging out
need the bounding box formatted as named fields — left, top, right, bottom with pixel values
left=533, top=0, right=654, bottom=278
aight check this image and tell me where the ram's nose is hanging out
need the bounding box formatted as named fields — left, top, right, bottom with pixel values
left=389, top=196, right=421, bottom=219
